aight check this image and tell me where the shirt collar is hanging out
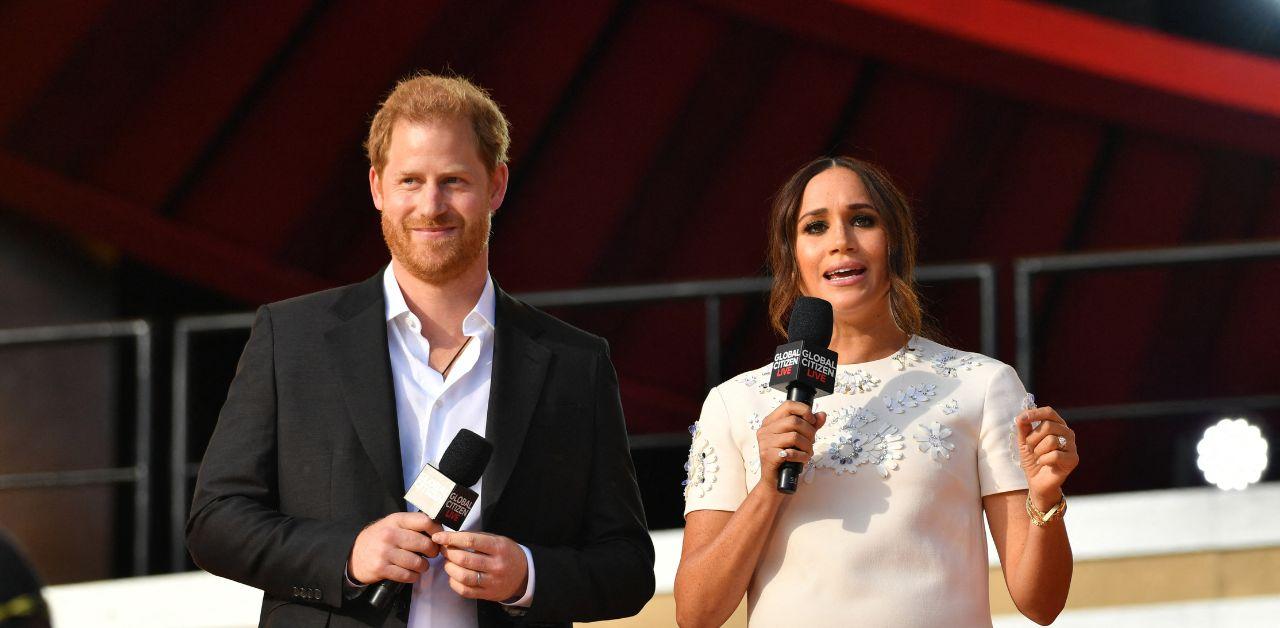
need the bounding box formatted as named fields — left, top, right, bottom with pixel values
left=382, top=264, right=497, bottom=335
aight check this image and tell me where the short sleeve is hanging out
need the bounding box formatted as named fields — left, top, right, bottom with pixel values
left=682, top=386, right=748, bottom=517
left=976, top=363, right=1031, bottom=496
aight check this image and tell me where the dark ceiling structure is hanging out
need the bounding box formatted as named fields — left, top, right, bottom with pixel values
left=2, top=0, right=1278, bottom=492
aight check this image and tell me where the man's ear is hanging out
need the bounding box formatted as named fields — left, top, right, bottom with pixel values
left=369, top=166, right=384, bottom=212
left=488, top=163, right=509, bottom=213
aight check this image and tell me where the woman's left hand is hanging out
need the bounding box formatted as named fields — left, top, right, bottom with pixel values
left=1016, top=406, right=1079, bottom=508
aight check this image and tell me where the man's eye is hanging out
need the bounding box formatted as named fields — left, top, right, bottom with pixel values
left=443, top=176, right=464, bottom=185
left=401, top=177, right=419, bottom=185
left=802, top=220, right=827, bottom=234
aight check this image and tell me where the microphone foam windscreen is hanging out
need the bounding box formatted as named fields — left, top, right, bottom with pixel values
left=438, top=428, right=493, bottom=487
left=787, top=296, right=834, bottom=346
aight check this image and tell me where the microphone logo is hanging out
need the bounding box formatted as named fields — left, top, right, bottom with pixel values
left=769, top=340, right=837, bottom=396
left=439, top=491, right=475, bottom=527
left=405, top=465, right=480, bottom=530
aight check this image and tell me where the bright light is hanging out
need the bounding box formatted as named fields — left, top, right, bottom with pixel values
left=1197, top=418, right=1269, bottom=490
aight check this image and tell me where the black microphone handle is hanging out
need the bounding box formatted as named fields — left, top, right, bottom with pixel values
left=777, top=383, right=817, bottom=494
left=367, top=580, right=403, bottom=610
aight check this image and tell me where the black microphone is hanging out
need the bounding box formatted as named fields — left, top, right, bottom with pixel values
left=768, top=296, right=837, bottom=494
left=367, top=428, right=493, bottom=609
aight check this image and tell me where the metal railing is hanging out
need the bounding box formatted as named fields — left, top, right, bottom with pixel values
left=1015, top=239, right=1280, bottom=422
left=517, top=262, right=998, bottom=387
left=7, top=240, right=1277, bottom=574
left=6, top=239, right=1278, bottom=574
left=167, top=263, right=997, bottom=569
left=0, top=320, right=153, bottom=576
left=169, top=312, right=255, bottom=571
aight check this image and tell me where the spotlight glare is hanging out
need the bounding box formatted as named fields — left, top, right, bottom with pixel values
left=1196, top=418, right=1268, bottom=491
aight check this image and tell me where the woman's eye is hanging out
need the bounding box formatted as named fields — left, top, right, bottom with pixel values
left=853, top=214, right=876, bottom=228
left=802, top=220, right=827, bottom=235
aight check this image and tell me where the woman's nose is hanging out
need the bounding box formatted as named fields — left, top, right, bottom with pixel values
left=829, top=223, right=856, bottom=254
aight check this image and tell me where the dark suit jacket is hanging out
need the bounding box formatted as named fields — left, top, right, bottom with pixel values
left=186, top=271, right=655, bottom=627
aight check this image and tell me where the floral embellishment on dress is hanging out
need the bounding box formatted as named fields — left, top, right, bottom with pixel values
left=869, top=424, right=906, bottom=476
left=890, top=337, right=925, bottom=371
left=809, top=407, right=905, bottom=478
left=824, top=433, right=875, bottom=470
left=914, top=421, right=956, bottom=461
left=931, top=350, right=982, bottom=377
left=736, top=370, right=778, bottom=397
left=683, top=423, right=719, bottom=498
left=882, top=384, right=938, bottom=414
left=744, top=412, right=763, bottom=475
left=825, top=405, right=876, bottom=430
left=835, top=369, right=881, bottom=395
left=931, top=350, right=959, bottom=377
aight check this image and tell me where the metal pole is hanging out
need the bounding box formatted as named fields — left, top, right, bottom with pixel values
left=1023, top=239, right=1280, bottom=273
left=166, top=312, right=255, bottom=572
left=0, top=320, right=144, bottom=345
left=976, top=264, right=997, bottom=358
left=132, top=321, right=153, bottom=576
left=1014, top=259, right=1036, bottom=387
left=704, top=296, right=721, bottom=391
left=1060, top=394, right=1280, bottom=422
left=516, top=276, right=772, bottom=307
left=170, top=320, right=190, bottom=572
left=0, top=467, right=139, bottom=490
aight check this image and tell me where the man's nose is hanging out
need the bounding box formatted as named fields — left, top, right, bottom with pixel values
left=417, top=185, right=450, bottom=219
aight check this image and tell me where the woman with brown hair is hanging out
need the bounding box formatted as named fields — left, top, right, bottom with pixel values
left=675, top=157, right=1077, bottom=627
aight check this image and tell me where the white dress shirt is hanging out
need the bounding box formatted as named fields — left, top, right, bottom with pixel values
left=382, top=265, right=535, bottom=626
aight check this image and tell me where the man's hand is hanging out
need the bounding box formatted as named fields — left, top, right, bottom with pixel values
left=348, top=512, right=443, bottom=584
left=432, top=531, right=528, bottom=603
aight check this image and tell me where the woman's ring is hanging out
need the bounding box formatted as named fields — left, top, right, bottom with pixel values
left=476, top=571, right=483, bottom=586
left=1056, top=436, right=1068, bottom=451
left=778, top=449, right=789, bottom=458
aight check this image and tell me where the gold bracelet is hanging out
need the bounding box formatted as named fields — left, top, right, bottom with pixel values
left=1025, top=492, right=1067, bottom=527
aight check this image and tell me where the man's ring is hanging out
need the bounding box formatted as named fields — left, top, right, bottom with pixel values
left=1056, top=436, right=1068, bottom=450
left=476, top=571, right=483, bottom=586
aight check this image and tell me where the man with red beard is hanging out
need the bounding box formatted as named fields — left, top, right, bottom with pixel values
left=187, top=73, right=655, bottom=628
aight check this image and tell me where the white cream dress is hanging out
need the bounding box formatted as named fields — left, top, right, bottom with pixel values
left=683, top=336, right=1030, bottom=627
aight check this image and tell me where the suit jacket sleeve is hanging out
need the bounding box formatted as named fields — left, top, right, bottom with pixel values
left=185, top=306, right=361, bottom=609
left=520, top=340, right=656, bottom=622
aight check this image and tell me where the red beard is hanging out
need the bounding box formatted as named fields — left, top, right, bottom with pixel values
left=381, top=210, right=491, bottom=284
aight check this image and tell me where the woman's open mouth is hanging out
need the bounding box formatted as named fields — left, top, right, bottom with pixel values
left=822, top=264, right=867, bottom=286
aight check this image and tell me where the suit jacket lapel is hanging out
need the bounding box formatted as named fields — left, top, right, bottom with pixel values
left=482, top=288, right=550, bottom=521
left=324, top=271, right=405, bottom=508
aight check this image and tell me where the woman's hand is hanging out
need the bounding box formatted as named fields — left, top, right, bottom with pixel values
left=1016, top=406, right=1079, bottom=509
left=756, top=401, right=826, bottom=480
